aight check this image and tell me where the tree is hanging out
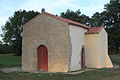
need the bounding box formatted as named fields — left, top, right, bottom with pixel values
left=104, top=0, right=120, bottom=54
left=91, top=12, right=103, bottom=27
left=2, top=10, right=39, bottom=56
left=0, top=40, right=13, bottom=54
left=60, top=9, right=91, bottom=26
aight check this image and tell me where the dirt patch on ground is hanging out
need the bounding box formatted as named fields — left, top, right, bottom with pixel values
left=0, top=67, right=21, bottom=73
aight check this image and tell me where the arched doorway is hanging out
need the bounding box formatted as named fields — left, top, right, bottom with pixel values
left=38, top=45, right=48, bottom=71
left=81, top=47, right=85, bottom=69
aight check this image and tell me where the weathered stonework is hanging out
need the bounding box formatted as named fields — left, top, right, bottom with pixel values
left=22, top=13, right=71, bottom=72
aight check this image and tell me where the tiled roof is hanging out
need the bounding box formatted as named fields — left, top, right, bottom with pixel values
left=43, top=12, right=91, bottom=29
left=85, top=27, right=103, bottom=34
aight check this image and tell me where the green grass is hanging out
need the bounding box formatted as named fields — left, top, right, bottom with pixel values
left=110, top=54, right=120, bottom=66
left=0, top=54, right=120, bottom=80
left=0, top=68, right=120, bottom=80
left=0, top=54, right=21, bottom=67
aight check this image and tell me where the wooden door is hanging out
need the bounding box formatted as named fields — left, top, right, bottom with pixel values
left=38, top=45, right=48, bottom=71
left=81, top=47, right=85, bottom=69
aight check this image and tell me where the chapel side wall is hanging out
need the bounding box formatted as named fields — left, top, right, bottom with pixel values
left=99, top=29, right=113, bottom=68
left=69, top=25, right=87, bottom=71
left=85, top=29, right=113, bottom=68
left=85, top=34, right=101, bottom=68
left=22, top=13, right=70, bottom=72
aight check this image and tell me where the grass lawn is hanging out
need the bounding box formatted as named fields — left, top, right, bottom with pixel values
left=0, top=54, right=120, bottom=80
left=0, top=54, right=21, bottom=68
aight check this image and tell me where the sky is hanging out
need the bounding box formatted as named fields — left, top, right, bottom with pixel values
left=0, top=0, right=110, bottom=34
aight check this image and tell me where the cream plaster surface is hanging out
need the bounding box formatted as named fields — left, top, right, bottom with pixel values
left=69, top=25, right=87, bottom=71
left=85, top=28, right=113, bottom=68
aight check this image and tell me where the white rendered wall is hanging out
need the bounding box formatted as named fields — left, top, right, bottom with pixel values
left=69, top=25, right=87, bottom=71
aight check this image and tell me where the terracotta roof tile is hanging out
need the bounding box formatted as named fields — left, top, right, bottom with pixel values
left=43, top=12, right=91, bottom=29
left=85, top=27, right=103, bottom=34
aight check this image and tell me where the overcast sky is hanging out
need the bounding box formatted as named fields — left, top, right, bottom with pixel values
left=0, top=0, right=110, bottom=31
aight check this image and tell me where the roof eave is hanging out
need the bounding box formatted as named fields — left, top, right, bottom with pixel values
left=85, top=32, right=99, bottom=34
left=68, top=23, right=90, bottom=30
left=85, top=27, right=103, bottom=34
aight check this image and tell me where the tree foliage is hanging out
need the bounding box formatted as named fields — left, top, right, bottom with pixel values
left=60, top=9, right=91, bottom=26
left=90, top=12, right=103, bottom=27
left=2, top=10, right=39, bottom=56
left=103, top=0, right=120, bottom=54
left=0, top=40, right=13, bottom=54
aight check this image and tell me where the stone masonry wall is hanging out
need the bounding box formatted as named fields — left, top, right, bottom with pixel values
left=22, top=13, right=71, bottom=72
